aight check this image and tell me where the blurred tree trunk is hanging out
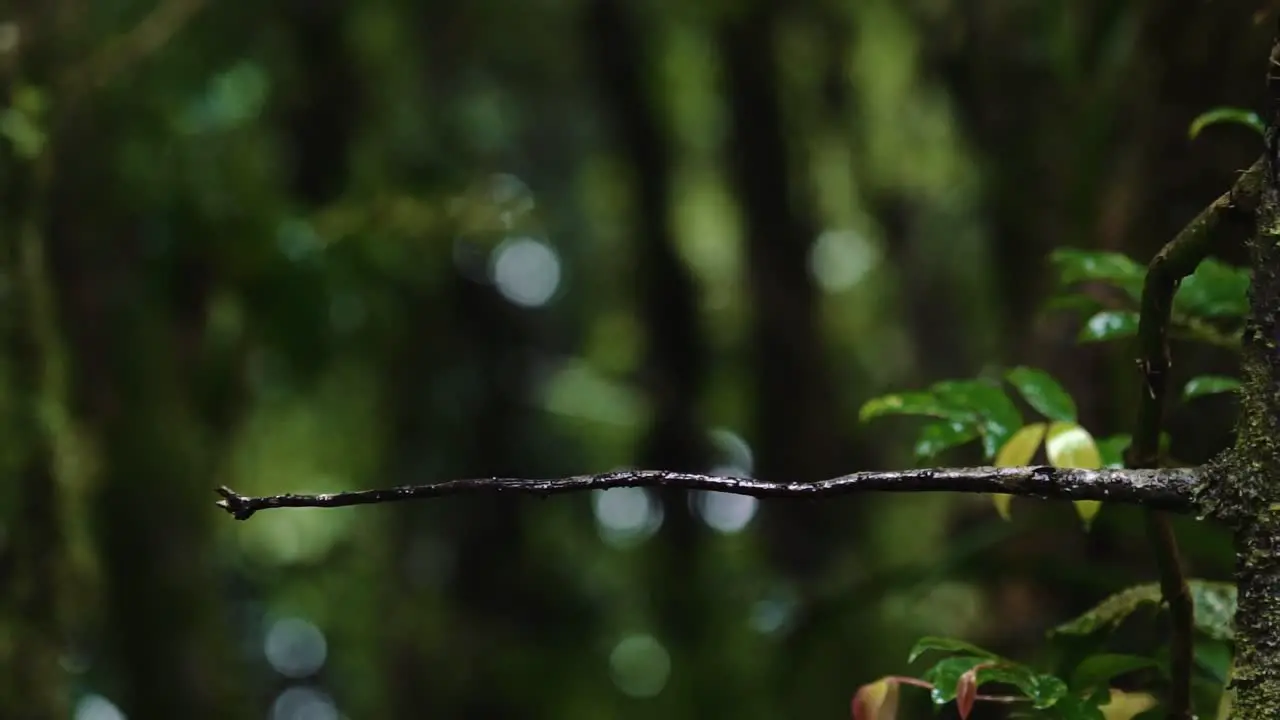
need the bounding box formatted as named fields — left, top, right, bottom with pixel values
left=0, top=42, right=71, bottom=720
left=585, top=1, right=733, bottom=717
left=384, top=275, right=539, bottom=719
left=720, top=8, right=865, bottom=714
left=719, top=0, right=843, bottom=586
left=377, top=5, right=561, bottom=714
left=46, top=120, right=249, bottom=718
left=4, top=3, right=244, bottom=717
left=281, top=0, right=360, bottom=207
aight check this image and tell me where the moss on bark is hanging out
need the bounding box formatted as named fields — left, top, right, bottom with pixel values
left=1199, top=175, right=1280, bottom=717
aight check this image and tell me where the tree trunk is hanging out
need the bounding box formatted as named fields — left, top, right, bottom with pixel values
left=585, top=1, right=727, bottom=715
left=0, top=99, right=71, bottom=720
left=1202, top=21, right=1280, bottom=719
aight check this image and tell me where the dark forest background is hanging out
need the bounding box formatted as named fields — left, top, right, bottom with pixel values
left=0, top=0, right=1271, bottom=718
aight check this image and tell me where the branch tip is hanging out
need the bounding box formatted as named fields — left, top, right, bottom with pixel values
left=214, top=486, right=256, bottom=520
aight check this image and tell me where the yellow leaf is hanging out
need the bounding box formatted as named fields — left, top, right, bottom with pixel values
left=1074, top=500, right=1102, bottom=528
left=851, top=678, right=899, bottom=720
left=1099, top=689, right=1158, bottom=720
left=991, top=423, right=1047, bottom=520
left=1045, top=421, right=1102, bottom=469
left=991, top=494, right=1013, bottom=521
left=1045, top=421, right=1104, bottom=528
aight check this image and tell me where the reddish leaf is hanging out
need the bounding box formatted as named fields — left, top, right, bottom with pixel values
left=852, top=677, right=900, bottom=720
left=955, top=668, right=978, bottom=719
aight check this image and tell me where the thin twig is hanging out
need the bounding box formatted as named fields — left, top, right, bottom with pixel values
left=1127, top=156, right=1261, bottom=720
left=215, top=465, right=1202, bottom=520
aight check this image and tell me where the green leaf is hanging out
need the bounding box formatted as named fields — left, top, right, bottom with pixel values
left=1193, top=638, right=1233, bottom=684
left=1188, top=107, right=1266, bottom=139
left=1051, top=580, right=1236, bottom=640
left=1049, top=249, right=1146, bottom=301
left=908, top=636, right=1001, bottom=664
left=1006, top=367, right=1078, bottom=422
left=1183, top=375, right=1242, bottom=401
left=1069, top=654, right=1159, bottom=691
left=1173, top=259, right=1249, bottom=319
left=975, top=665, right=1068, bottom=709
left=862, top=380, right=1022, bottom=460
left=860, top=391, right=963, bottom=422
left=921, top=656, right=991, bottom=704
left=1190, top=677, right=1226, bottom=720
left=1189, top=581, right=1237, bottom=641
left=1079, top=311, right=1140, bottom=343
left=930, top=380, right=1023, bottom=458
left=920, top=655, right=1068, bottom=711
left=1096, top=434, right=1132, bottom=468
left=1047, top=694, right=1108, bottom=720
left=913, top=420, right=981, bottom=460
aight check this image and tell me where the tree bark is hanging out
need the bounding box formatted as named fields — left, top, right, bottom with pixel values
left=1198, top=21, right=1280, bottom=720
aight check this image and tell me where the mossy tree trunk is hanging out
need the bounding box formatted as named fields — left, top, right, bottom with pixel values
left=1199, top=24, right=1280, bottom=720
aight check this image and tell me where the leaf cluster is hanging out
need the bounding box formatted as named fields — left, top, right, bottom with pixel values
left=853, top=581, right=1236, bottom=719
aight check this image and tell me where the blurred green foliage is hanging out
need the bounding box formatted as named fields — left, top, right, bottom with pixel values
left=0, top=0, right=1269, bottom=718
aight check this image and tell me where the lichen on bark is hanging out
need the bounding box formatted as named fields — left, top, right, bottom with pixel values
left=1200, top=166, right=1280, bottom=717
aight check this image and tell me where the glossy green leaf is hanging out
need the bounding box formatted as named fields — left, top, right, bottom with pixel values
left=924, top=660, right=1070, bottom=710
left=1052, top=580, right=1236, bottom=640
left=908, top=636, right=1001, bottom=664
left=913, top=420, right=981, bottom=461
left=860, top=391, right=965, bottom=422
left=1049, top=249, right=1145, bottom=301
left=1096, top=434, right=1132, bottom=468
left=862, top=380, right=1022, bottom=460
left=1173, top=259, right=1249, bottom=319
left=922, top=656, right=991, bottom=704
left=1069, top=654, right=1159, bottom=691
left=1079, top=311, right=1140, bottom=343
left=930, top=380, right=1023, bottom=458
left=1007, top=367, right=1078, bottom=422
left=992, top=423, right=1047, bottom=520
left=1188, top=107, right=1265, bottom=139
left=1183, top=375, right=1242, bottom=401
left=975, top=665, right=1068, bottom=709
